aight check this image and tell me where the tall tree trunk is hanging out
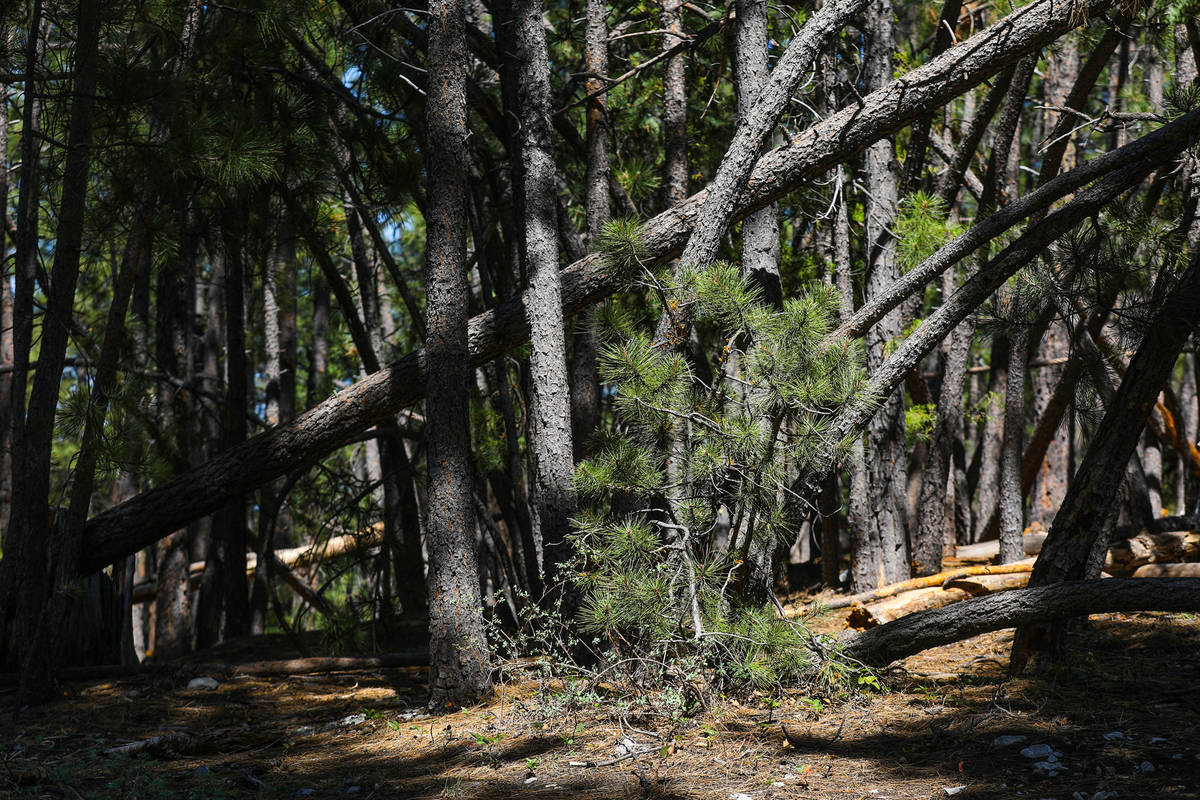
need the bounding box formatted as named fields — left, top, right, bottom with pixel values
left=571, top=0, right=608, bottom=459
left=1178, top=352, right=1197, bottom=514
left=854, top=0, right=908, bottom=592
left=514, top=0, right=576, bottom=585
left=0, top=39, right=13, bottom=538
left=661, top=0, right=687, bottom=210
left=732, top=0, right=781, bottom=309
left=425, top=0, right=493, bottom=707
left=1029, top=320, right=1071, bottom=527
left=4, top=0, right=101, bottom=673
left=913, top=317, right=975, bottom=574
left=1013, top=251, right=1200, bottom=667
left=999, top=323, right=1029, bottom=562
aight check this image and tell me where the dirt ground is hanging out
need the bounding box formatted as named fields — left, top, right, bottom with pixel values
left=1, top=612, right=1198, bottom=800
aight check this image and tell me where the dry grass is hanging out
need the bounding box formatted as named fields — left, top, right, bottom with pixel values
left=2, top=612, right=1198, bottom=799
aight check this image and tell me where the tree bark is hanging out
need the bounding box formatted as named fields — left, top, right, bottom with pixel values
left=999, top=322, right=1029, bottom=563
left=79, top=0, right=1138, bottom=572
left=424, top=0, right=493, bottom=707
left=514, top=0, right=576, bottom=586
left=661, top=0, right=687, bottom=209
left=854, top=0, right=908, bottom=592
left=842, top=578, right=1200, bottom=668
left=3, top=0, right=101, bottom=674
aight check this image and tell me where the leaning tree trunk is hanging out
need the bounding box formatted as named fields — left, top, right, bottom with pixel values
left=424, top=0, right=493, bottom=708
left=1012, top=248, right=1200, bottom=668
left=75, top=0, right=1145, bottom=571
left=999, top=322, right=1029, bottom=563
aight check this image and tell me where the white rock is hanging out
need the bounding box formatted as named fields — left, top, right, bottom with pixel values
left=187, top=677, right=219, bottom=691
left=728, top=794, right=753, bottom=800
left=1148, top=737, right=1167, bottom=744
left=943, top=786, right=968, bottom=797
left=1020, top=744, right=1056, bottom=759
left=771, top=782, right=784, bottom=787
left=1173, top=753, right=1183, bottom=760
left=1102, top=731, right=1125, bottom=742
left=338, top=713, right=366, bottom=727
left=1138, top=761, right=1155, bottom=774
left=993, top=735, right=1029, bottom=747
left=525, top=777, right=537, bottom=784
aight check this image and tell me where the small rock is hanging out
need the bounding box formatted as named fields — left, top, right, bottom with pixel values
left=1102, top=732, right=1125, bottom=742
left=295, top=790, right=315, bottom=797
left=1031, top=761, right=1062, bottom=777
left=1148, top=737, right=1167, bottom=744
left=346, top=787, right=360, bottom=794
left=729, top=794, right=753, bottom=800
left=525, top=777, right=537, bottom=784
left=943, top=786, right=968, bottom=797
left=187, top=677, right=219, bottom=691
left=1090, top=792, right=1118, bottom=800
left=783, top=773, right=795, bottom=779
left=338, top=713, right=366, bottom=727
left=191, top=766, right=212, bottom=776
left=771, top=781, right=784, bottom=787
left=1020, top=744, right=1056, bottom=759
left=1173, top=753, right=1183, bottom=760
left=1137, top=761, right=1155, bottom=774
left=993, top=735, right=1029, bottom=747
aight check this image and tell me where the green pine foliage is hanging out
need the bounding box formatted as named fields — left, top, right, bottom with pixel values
left=567, top=249, right=875, bottom=691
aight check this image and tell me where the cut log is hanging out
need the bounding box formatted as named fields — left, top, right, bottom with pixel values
left=845, top=572, right=1031, bottom=629
left=1106, top=531, right=1200, bottom=576
left=1131, top=563, right=1200, bottom=578
left=803, top=560, right=1035, bottom=613
left=839, top=578, right=1200, bottom=668
left=955, top=534, right=1045, bottom=562
left=77, top=0, right=1142, bottom=575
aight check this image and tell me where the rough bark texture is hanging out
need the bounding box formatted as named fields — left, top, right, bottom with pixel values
left=570, top=0, right=608, bottom=460
left=999, top=323, right=1029, bottom=563
left=854, top=0, right=908, bottom=592
left=913, top=317, right=975, bottom=575
left=842, top=578, right=1200, bottom=667
left=661, top=0, right=687, bottom=208
left=1030, top=321, right=1070, bottom=526
left=79, top=0, right=1135, bottom=573
left=424, top=0, right=493, bottom=708
left=514, top=0, right=575, bottom=584
left=1028, top=251, right=1200, bottom=588
left=732, top=0, right=781, bottom=309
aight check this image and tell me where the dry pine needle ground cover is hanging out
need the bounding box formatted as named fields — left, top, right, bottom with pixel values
left=1, top=612, right=1198, bottom=800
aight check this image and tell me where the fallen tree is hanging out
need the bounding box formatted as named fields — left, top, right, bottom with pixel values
left=1107, top=530, right=1200, bottom=576
left=130, top=525, right=385, bottom=604
left=845, top=571, right=1031, bottom=629
left=77, top=0, right=1140, bottom=575
left=800, top=560, right=1036, bottom=612
left=840, top=578, right=1200, bottom=668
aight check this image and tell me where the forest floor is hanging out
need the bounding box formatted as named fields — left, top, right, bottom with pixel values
left=1, top=611, right=1198, bottom=800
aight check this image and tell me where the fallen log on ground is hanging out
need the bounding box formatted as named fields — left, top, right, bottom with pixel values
left=838, top=578, right=1200, bottom=668
left=845, top=572, right=1031, bottom=629
left=1106, top=530, right=1200, bottom=576
left=802, top=561, right=1036, bottom=613
left=954, top=535, right=1045, bottom=562
left=131, top=524, right=384, bottom=604
left=1131, top=563, right=1200, bottom=578
left=77, top=0, right=1143, bottom=575
left=200, top=653, right=429, bottom=676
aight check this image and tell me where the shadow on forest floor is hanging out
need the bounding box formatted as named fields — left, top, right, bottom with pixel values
left=1, top=612, right=1198, bottom=799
